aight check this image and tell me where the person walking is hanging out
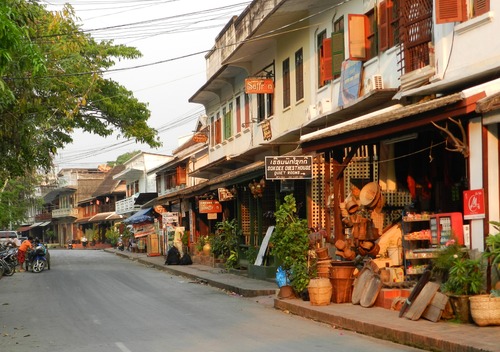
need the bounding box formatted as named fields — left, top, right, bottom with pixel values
left=17, top=237, right=33, bottom=272
left=173, top=223, right=184, bottom=257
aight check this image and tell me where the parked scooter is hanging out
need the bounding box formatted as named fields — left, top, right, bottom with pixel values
left=117, top=237, right=124, bottom=251
left=27, top=243, right=50, bottom=273
left=0, top=245, right=17, bottom=276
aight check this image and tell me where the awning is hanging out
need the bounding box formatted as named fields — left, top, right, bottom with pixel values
left=123, top=207, right=153, bottom=224
left=39, top=221, right=51, bottom=226
left=134, top=229, right=155, bottom=238
left=89, top=212, right=124, bottom=222
left=75, top=217, right=91, bottom=224
left=30, top=222, right=44, bottom=228
left=17, top=226, right=33, bottom=232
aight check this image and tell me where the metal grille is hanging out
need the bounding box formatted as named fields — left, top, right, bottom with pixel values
left=241, top=193, right=251, bottom=245
left=343, top=145, right=379, bottom=196
left=398, top=0, right=432, bottom=73
left=311, top=154, right=326, bottom=229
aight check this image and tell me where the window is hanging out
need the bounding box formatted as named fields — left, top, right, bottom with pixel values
left=235, top=96, right=242, bottom=133
left=436, top=0, right=489, bottom=23
left=401, top=0, right=432, bottom=73
left=348, top=14, right=369, bottom=61
left=379, top=0, right=401, bottom=51
left=317, top=30, right=328, bottom=88
left=295, top=48, right=304, bottom=101
left=282, top=58, right=290, bottom=108
left=223, top=104, right=232, bottom=140
left=332, top=17, right=345, bottom=78
left=366, top=10, right=377, bottom=60
left=244, top=93, right=250, bottom=128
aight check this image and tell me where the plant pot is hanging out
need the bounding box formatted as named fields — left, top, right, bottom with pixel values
left=448, top=294, right=473, bottom=324
left=308, top=278, right=332, bottom=306
left=203, top=243, right=211, bottom=256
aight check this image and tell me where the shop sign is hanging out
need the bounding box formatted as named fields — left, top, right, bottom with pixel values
left=463, top=189, right=485, bottom=220
left=218, top=188, right=234, bottom=202
left=199, top=200, right=222, bottom=213
left=338, top=60, right=362, bottom=107
left=265, top=156, right=313, bottom=180
left=245, top=78, right=274, bottom=94
left=192, top=133, right=208, bottom=143
left=162, top=212, right=178, bottom=225
left=207, top=213, right=218, bottom=220
left=261, top=119, right=272, bottom=140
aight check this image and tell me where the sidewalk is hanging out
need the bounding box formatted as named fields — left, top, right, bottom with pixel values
left=104, top=248, right=499, bottom=352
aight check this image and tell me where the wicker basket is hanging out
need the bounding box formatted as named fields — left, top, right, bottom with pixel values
left=308, top=278, right=332, bottom=306
left=469, top=295, right=500, bottom=327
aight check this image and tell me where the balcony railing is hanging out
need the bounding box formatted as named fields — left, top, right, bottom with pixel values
left=52, top=207, right=79, bottom=218
left=115, top=196, right=141, bottom=215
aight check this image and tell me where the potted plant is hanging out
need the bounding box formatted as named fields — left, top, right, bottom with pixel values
left=440, top=254, right=484, bottom=323
left=270, top=194, right=310, bottom=296
left=210, top=219, right=240, bottom=269
left=469, top=221, right=500, bottom=327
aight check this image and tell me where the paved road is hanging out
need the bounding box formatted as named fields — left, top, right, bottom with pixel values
left=0, top=250, right=424, bottom=352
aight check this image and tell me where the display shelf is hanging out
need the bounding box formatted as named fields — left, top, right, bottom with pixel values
left=402, top=216, right=431, bottom=279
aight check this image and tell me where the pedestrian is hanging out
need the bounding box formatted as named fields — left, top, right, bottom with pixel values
left=17, top=236, right=33, bottom=272
left=173, top=222, right=184, bottom=257
left=81, top=235, right=88, bottom=248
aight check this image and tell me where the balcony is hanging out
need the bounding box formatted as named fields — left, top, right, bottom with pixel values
left=52, top=207, right=79, bottom=218
left=115, top=196, right=141, bottom=215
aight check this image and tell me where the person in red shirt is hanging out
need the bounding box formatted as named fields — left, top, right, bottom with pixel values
left=18, top=237, right=33, bottom=272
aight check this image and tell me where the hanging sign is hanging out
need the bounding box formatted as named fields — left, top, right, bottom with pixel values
left=199, top=200, right=222, bottom=213
left=218, top=188, right=234, bottom=202
left=192, top=133, right=208, bottom=143
left=265, top=156, right=313, bottom=180
left=261, top=119, right=272, bottom=140
left=245, top=78, right=274, bottom=94
left=463, top=189, right=485, bottom=220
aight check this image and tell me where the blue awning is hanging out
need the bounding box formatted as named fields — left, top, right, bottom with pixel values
left=123, top=207, right=153, bottom=224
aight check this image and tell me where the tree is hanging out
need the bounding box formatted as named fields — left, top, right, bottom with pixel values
left=0, top=1, right=160, bottom=181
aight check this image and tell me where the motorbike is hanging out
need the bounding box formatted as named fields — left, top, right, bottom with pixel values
left=27, top=243, right=50, bottom=273
left=0, top=245, right=18, bottom=276
left=117, top=238, right=124, bottom=251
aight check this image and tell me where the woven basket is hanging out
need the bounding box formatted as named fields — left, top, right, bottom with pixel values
left=470, top=295, right=500, bottom=326
left=308, top=278, right=332, bottom=306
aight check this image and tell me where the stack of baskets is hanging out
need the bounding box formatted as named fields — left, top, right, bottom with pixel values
left=315, top=247, right=332, bottom=278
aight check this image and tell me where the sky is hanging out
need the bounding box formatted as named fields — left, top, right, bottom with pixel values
left=43, top=0, right=251, bottom=170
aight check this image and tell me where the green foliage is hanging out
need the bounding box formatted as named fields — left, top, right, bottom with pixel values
left=432, top=240, right=466, bottom=281
left=484, top=221, right=500, bottom=267
left=271, top=194, right=310, bottom=293
left=105, top=226, right=121, bottom=246
left=0, top=175, right=40, bottom=229
left=0, top=1, right=160, bottom=182
left=442, top=257, right=484, bottom=296
left=210, top=219, right=240, bottom=269
left=244, top=246, right=258, bottom=263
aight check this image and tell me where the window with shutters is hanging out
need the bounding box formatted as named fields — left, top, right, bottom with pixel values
left=366, top=10, right=377, bottom=60
left=332, top=17, right=345, bottom=78
left=295, top=48, right=304, bottom=101
left=400, top=0, right=432, bottom=73
left=317, top=30, right=328, bottom=88
left=235, top=96, right=242, bottom=133
left=176, top=165, right=186, bottom=186
left=223, top=104, right=232, bottom=140
left=244, top=93, right=250, bottom=128
left=435, top=0, right=489, bottom=24
left=348, top=14, right=369, bottom=61
left=215, top=112, right=222, bottom=145
left=282, top=58, right=290, bottom=109
left=379, top=0, right=400, bottom=52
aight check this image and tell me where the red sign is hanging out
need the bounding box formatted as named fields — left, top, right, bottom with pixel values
left=245, top=78, right=274, bottom=94
left=192, top=133, right=208, bottom=143
left=463, top=189, right=485, bottom=220
left=199, top=200, right=222, bottom=213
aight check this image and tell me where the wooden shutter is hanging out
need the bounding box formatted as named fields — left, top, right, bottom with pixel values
left=322, top=38, right=333, bottom=83
left=176, top=166, right=186, bottom=186
left=474, top=0, right=490, bottom=16
left=348, top=14, right=368, bottom=61
left=378, top=1, right=388, bottom=51
left=435, top=0, right=467, bottom=24
left=331, top=31, right=345, bottom=76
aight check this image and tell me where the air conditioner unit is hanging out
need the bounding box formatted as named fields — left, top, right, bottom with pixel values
left=317, top=98, right=332, bottom=115
left=367, top=74, right=383, bottom=91
left=306, top=105, right=318, bottom=120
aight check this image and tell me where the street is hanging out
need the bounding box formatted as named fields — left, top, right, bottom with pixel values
left=0, top=250, right=424, bottom=352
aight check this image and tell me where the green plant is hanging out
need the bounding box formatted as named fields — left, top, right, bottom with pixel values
left=270, top=194, right=310, bottom=293
left=484, top=221, right=500, bottom=267
left=432, top=240, right=466, bottom=283
left=105, top=226, right=121, bottom=246
left=210, top=219, right=240, bottom=264
left=442, top=257, right=484, bottom=296
left=245, top=246, right=258, bottom=264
